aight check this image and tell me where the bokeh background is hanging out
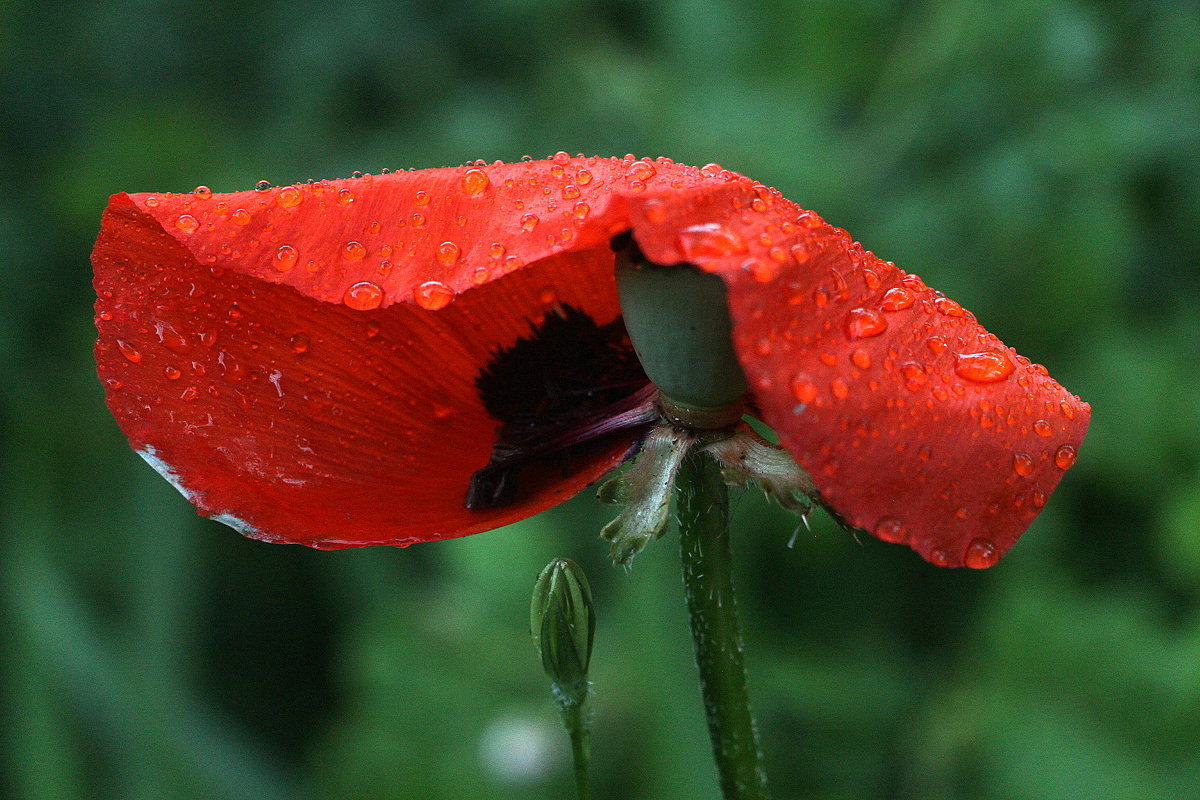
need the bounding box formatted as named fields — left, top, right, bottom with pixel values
left=3, top=1, right=1198, bottom=798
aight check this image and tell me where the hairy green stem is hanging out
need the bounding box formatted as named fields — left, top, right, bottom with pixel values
left=562, top=700, right=591, bottom=800
left=676, top=449, right=771, bottom=800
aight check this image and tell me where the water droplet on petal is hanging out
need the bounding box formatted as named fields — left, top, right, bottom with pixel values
left=575, top=168, right=592, bottom=185
left=175, top=214, right=199, bottom=233
left=231, top=208, right=251, bottom=225
left=863, top=269, right=881, bottom=290
left=562, top=184, right=580, bottom=200
left=676, top=223, right=747, bottom=259
left=954, top=350, right=1015, bottom=383
left=117, top=340, right=142, bottom=363
left=830, top=378, right=849, bottom=399
left=462, top=168, right=490, bottom=196
left=180, top=386, right=200, bottom=401
left=880, top=286, right=915, bottom=311
left=289, top=332, right=311, bottom=354
left=926, top=336, right=948, bottom=354
left=192, top=185, right=212, bottom=199
left=342, top=241, right=367, bottom=261
left=1054, top=444, right=1077, bottom=470
left=164, top=365, right=181, bottom=380
left=415, top=280, right=453, bottom=310
left=851, top=349, right=872, bottom=369
left=274, top=244, right=298, bottom=272
left=337, top=188, right=355, bottom=204
left=472, top=266, right=491, bottom=284
left=1013, top=452, right=1035, bottom=476
left=901, top=362, right=927, bottom=389
left=627, top=160, right=656, bottom=181
left=874, top=517, right=905, bottom=543
left=934, top=297, right=964, bottom=317
left=929, top=548, right=950, bottom=567
left=255, top=180, right=272, bottom=192
left=520, top=214, right=540, bottom=232
left=553, top=151, right=571, bottom=165
left=276, top=186, right=303, bottom=207
left=436, top=241, right=460, bottom=264
left=789, top=373, right=818, bottom=403
left=343, top=281, right=384, bottom=310
left=964, top=538, right=999, bottom=568
left=844, top=307, right=888, bottom=339
left=1033, top=419, right=1052, bottom=437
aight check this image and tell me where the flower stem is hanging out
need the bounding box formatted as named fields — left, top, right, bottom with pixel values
left=675, top=447, right=771, bottom=800
left=562, top=699, right=592, bottom=800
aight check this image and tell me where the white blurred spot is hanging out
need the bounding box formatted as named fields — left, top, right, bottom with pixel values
left=478, top=714, right=558, bottom=784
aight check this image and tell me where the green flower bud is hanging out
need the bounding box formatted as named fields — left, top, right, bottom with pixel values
left=530, top=558, right=596, bottom=691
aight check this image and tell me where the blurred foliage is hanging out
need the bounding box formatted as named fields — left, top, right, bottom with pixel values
left=2, top=0, right=1198, bottom=798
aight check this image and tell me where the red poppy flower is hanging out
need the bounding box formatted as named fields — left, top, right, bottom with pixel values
left=93, top=153, right=1090, bottom=567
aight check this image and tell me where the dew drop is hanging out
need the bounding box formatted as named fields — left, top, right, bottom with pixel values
left=863, top=269, right=881, bottom=290
left=337, top=188, right=355, bottom=204
left=627, top=160, right=656, bottom=182
left=1060, top=401, right=1076, bottom=420
left=231, top=208, right=251, bottom=225
left=929, top=548, right=950, bottom=567
left=901, top=362, right=927, bottom=389
left=289, top=332, right=311, bottom=354
left=926, top=336, right=948, bottom=354
left=436, top=241, right=461, bottom=265
left=462, top=168, right=490, bottom=196
left=180, top=386, right=200, bottom=402
left=415, top=280, right=453, bottom=311
left=192, top=185, right=212, bottom=200
left=164, top=365, right=182, bottom=380
left=1013, top=452, right=1035, bottom=477
left=274, top=244, right=298, bottom=272
left=851, top=349, right=872, bottom=369
left=954, top=350, right=1015, bottom=383
left=880, top=286, right=915, bottom=311
left=255, top=180, right=272, bottom=191
left=553, top=150, right=571, bottom=165
left=1054, top=444, right=1077, bottom=470
left=933, top=297, right=965, bottom=317
left=676, top=223, right=747, bottom=259
left=830, top=378, right=850, bottom=399
left=844, top=307, right=888, bottom=339
left=276, top=186, right=303, bottom=208
left=874, top=517, right=905, bottom=543
left=520, top=214, right=540, bottom=231
left=410, top=212, right=426, bottom=227
left=104, top=378, right=124, bottom=391
left=964, top=538, right=999, bottom=569
left=1033, top=419, right=1052, bottom=437
left=342, top=241, right=367, bottom=261
left=343, top=281, right=384, bottom=310
left=488, top=243, right=505, bottom=260
left=575, top=168, right=592, bottom=185
left=117, top=340, right=142, bottom=363
left=472, top=266, right=491, bottom=284
left=789, top=373, right=818, bottom=403
left=572, top=202, right=590, bottom=219
left=562, top=184, right=580, bottom=200
left=174, top=214, right=199, bottom=233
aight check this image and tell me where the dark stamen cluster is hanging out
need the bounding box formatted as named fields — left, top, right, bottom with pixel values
left=468, top=304, right=654, bottom=508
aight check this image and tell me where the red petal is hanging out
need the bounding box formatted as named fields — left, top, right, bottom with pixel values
left=94, top=189, right=636, bottom=547
left=94, top=157, right=1089, bottom=563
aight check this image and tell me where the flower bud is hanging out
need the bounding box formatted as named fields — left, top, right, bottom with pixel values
left=530, top=558, right=595, bottom=690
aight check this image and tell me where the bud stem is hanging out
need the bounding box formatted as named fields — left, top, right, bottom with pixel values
left=676, top=448, right=771, bottom=800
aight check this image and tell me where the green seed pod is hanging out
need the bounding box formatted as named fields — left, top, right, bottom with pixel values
left=615, top=244, right=749, bottom=411
left=530, top=558, right=596, bottom=690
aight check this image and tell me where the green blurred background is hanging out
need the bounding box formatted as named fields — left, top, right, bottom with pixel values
left=2, top=0, right=1198, bottom=798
